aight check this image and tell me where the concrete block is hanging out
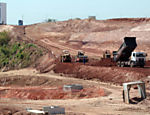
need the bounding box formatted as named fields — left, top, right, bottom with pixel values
left=43, top=106, right=65, bottom=114
left=123, top=81, right=146, bottom=104
left=26, top=108, right=32, bottom=110
left=63, top=84, right=83, bottom=92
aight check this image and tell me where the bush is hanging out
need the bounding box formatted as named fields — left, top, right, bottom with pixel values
left=0, top=32, right=43, bottom=70
left=11, top=43, right=20, bottom=54
left=25, top=43, right=37, bottom=48
left=0, top=31, right=10, bottom=46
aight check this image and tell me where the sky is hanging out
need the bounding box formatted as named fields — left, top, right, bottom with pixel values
left=0, top=0, right=150, bottom=25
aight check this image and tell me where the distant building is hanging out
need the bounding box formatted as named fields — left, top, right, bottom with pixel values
left=0, top=3, right=6, bottom=24
left=88, top=16, right=96, bottom=20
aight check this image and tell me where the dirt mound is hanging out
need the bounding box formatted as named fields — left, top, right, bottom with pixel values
left=53, top=62, right=80, bottom=74
left=0, top=106, right=21, bottom=115
left=0, top=76, right=51, bottom=87
left=35, top=53, right=56, bottom=73
left=0, top=86, right=105, bottom=100
left=106, top=18, right=150, bottom=23
left=0, top=75, right=84, bottom=87
left=54, top=61, right=150, bottom=85
left=89, top=58, right=116, bottom=67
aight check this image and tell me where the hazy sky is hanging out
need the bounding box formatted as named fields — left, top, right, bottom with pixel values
left=1, top=0, right=150, bottom=25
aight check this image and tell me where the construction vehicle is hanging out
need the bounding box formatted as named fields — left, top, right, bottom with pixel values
left=60, top=50, right=72, bottom=62
left=113, top=37, right=147, bottom=67
left=75, top=51, right=88, bottom=62
left=103, top=50, right=111, bottom=58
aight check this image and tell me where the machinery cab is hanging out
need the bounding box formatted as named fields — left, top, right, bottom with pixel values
left=131, top=52, right=147, bottom=66
left=63, top=50, right=70, bottom=55
left=103, top=50, right=111, bottom=58
left=77, top=51, right=84, bottom=56
left=75, top=51, right=88, bottom=62
left=61, top=50, right=72, bottom=62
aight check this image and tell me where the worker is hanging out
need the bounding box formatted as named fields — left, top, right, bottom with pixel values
left=83, top=56, right=86, bottom=64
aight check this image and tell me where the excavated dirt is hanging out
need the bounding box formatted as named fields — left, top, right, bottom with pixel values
left=0, top=75, right=106, bottom=100
left=0, top=86, right=105, bottom=100
left=54, top=61, right=150, bottom=85
left=89, top=58, right=116, bottom=67
left=0, top=106, right=22, bottom=115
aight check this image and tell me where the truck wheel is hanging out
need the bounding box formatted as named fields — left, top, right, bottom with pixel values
left=121, top=63, right=124, bottom=67
left=117, top=62, right=121, bottom=67
left=130, top=62, right=134, bottom=68
left=140, top=65, right=144, bottom=68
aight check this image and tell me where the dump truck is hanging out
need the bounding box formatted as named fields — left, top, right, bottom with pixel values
left=75, top=51, right=88, bottom=62
left=113, top=37, right=147, bottom=67
left=60, top=50, right=72, bottom=62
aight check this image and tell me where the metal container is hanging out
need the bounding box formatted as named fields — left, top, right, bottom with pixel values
left=18, top=20, right=23, bottom=26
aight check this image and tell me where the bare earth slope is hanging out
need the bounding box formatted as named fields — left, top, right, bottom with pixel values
left=25, top=18, right=150, bottom=58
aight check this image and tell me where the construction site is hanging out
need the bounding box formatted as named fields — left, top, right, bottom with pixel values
left=0, top=18, right=150, bottom=115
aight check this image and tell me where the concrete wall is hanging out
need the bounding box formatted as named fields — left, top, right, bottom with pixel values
left=0, top=3, right=6, bottom=24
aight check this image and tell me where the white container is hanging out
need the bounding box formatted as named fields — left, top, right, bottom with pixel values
left=63, top=84, right=83, bottom=92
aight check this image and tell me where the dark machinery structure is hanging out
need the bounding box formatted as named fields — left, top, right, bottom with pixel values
left=103, top=50, right=111, bottom=58
left=75, top=51, right=88, bottom=62
left=60, top=50, right=72, bottom=62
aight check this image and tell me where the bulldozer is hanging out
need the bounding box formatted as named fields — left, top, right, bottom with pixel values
left=60, top=50, right=72, bottom=62
left=75, top=51, right=88, bottom=62
left=103, top=50, right=111, bottom=58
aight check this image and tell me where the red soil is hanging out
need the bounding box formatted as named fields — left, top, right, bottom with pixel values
left=89, top=58, right=116, bottom=67
left=54, top=61, right=150, bottom=85
left=0, top=86, right=105, bottom=100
